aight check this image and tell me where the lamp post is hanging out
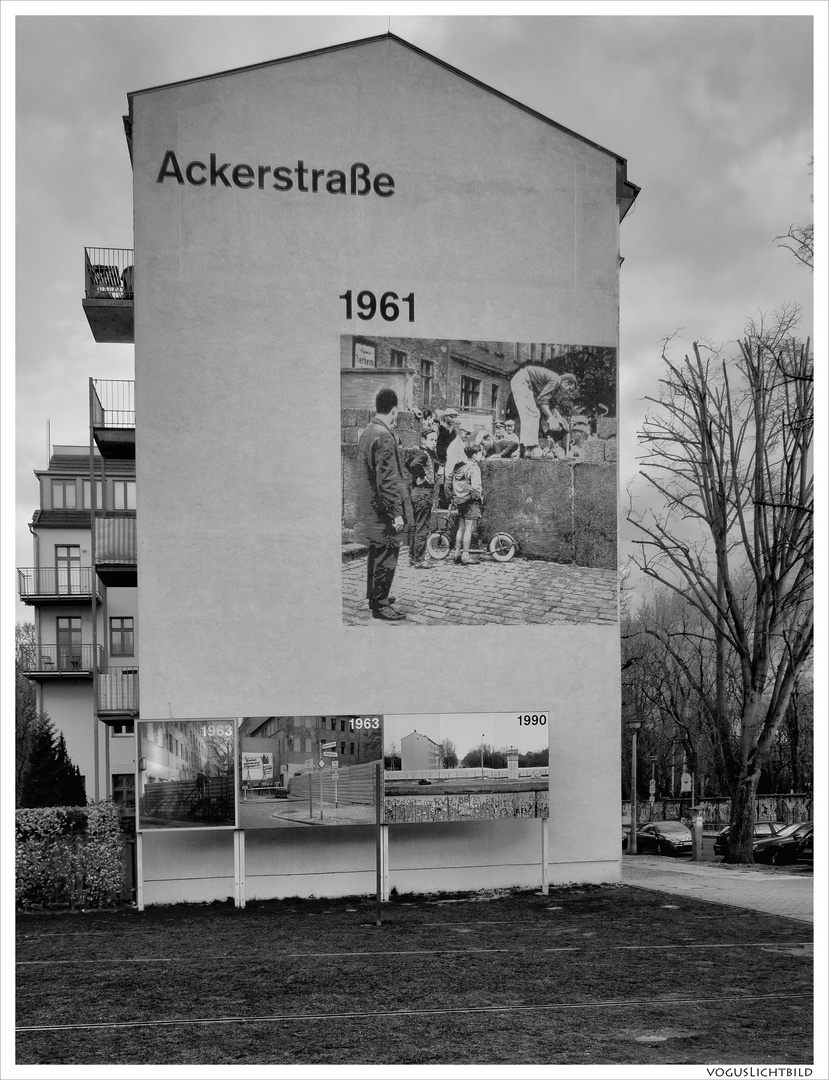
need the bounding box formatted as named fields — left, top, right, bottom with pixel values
left=627, top=720, right=642, bottom=854
left=481, top=736, right=486, bottom=779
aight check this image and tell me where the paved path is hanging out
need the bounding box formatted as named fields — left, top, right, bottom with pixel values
left=342, top=550, right=617, bottom=626
left=622, top=853, right=813, bottom=923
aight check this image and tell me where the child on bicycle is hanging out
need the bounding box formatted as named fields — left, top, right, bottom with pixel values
left=451, top=442, right=484, bottom=565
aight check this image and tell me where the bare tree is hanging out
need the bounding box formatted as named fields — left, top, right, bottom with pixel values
left=627, top=310, right=813, bottom=861
left=774, top=159, right=813, bottom=271
left=440, top=738, right=459, bottom=769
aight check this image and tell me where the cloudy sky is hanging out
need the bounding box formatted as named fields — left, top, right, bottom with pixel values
left=5, top=6, right=822, bottom=627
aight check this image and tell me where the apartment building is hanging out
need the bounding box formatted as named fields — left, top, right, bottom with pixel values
left=18, top=410, right=138, bottom=807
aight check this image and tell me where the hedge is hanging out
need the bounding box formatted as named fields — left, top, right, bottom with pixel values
left=16, top=802, right=126, bottom=910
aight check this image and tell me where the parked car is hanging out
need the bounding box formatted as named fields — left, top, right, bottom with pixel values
left=635, top=821, right=693, bottom=856
left=798, top=832, right=813, bottom=865
left=713, top=821, right=785, bottom=857
left=753, top=821, right=813, bottom=865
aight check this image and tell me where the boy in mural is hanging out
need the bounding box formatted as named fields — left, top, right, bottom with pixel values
left=451, top=442, right=485, bottom=566
left=406, top=426, right=439, bottom=569
left=509, top=364, right=579, bottom=458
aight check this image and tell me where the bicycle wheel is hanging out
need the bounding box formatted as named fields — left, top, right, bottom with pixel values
left=426, top=532, right=451, bottom=560
left=489, top=533, right=516, bottom=562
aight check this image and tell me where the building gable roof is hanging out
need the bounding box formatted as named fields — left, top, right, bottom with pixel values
left=125, top=32, right=639, bottom=219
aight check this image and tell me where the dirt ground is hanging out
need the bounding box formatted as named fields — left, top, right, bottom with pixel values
left=16, top=885, right=813, bottom=1066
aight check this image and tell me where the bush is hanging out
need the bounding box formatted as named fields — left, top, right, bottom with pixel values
left=16, top=802, right=126, bottom=910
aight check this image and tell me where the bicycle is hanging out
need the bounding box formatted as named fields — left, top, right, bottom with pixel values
left=425, top=506, right=517, bottom=562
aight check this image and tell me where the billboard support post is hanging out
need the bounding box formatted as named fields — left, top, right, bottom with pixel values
left=375, top=760, right=383, bottom=926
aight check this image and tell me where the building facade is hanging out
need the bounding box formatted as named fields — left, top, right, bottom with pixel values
left=65, top=33, right=637, bottom=903
left=18, top=429, right=138, bottom=809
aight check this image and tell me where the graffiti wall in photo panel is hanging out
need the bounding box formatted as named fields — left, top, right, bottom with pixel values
left=383, top=710, right=550, bottom=824
left=341, top=337, right=618, bottom=627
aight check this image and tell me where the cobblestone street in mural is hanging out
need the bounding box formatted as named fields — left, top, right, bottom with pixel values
left=342, top=554, right=617, bottom=626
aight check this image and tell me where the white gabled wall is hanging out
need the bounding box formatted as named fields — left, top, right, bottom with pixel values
left=132, top=38, right=623, bottom=901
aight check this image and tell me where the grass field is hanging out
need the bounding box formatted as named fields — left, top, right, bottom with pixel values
left=16, top=884, right=813, bottom=1066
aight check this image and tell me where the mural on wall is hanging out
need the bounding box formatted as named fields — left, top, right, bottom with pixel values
left=238, top=715, right=384, bottom=829
left=383, top=710, right=549, bottom=824
left=137, top=719, right=237, bottom=830
left=341, top=336, right=618, bottom=627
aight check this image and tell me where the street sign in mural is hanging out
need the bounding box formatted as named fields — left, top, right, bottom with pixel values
left=137, top=718, right=238, bottom=830
left=237, top=715, right=384, bottom=829
left=382, top=710, right=550, bottom=824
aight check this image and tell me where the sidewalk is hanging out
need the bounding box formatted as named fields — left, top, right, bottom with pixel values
left=622, top=852, right=814, bottom=923
left=342, top=551, right=617, bottom=626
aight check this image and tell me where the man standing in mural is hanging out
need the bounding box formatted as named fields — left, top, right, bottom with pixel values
left=355, top=388, right=411, bottom=621
left=509, top=364, right=579, bottom=458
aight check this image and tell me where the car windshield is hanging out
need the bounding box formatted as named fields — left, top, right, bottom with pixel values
left=657, top=822, right=689, bottom=834
left=772, top=823, right=806, bottom=839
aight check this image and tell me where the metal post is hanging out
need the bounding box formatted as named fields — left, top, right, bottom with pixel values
left=375, top=761, right=383, bottom=926
left=628, top=721, right=642, bottom=855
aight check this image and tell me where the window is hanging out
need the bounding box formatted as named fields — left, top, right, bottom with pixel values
left=491, top=384, right=499, bottom=416
left=52, top=479, right=77, bottom=509
left=292, top=737, right=301, bottom=753
left=420, top=359, right=434, bottom=406
left=111, top=773, right=135, bottom=810
left=340, top=719, right=347, bottom=732
left=305, top=738, right=313, bottom=753
left=111, top=721, right=134, bottom=736
left=389, top=348, right=407, bottom=368
left=56, top=545, right=82, bottom=595
left=331, top=718, right=337, bottom=730
left=340, top=742, right=346, bottom=755
left=56, top=617, right=82, bottom=670
left=349, top=743, right=355, bottom=756
left=460, top=376, right=480, bottom=409
left=112, top=480, right=136, bottom=511
left=110, top=617, right=134, bottom=656
left=81, top=480, right=103, bottom=509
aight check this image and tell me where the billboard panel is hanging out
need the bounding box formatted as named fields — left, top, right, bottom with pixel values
left=383, top=710, right=549, bottom=824
left=239, top=715, right=383, bottom=828
left=137, top=719, right=237, bottom=830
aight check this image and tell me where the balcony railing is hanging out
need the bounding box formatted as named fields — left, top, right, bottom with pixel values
left=91, top=379, right=135, bottom=430
left=84, top=248, right=134, bottom=300
left=18, top=567, right=99, bottom=602
left=18, top=644, right=104, bottom=675
left=98, top=670, right=139, bottom=714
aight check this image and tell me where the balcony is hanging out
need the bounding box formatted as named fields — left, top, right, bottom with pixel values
left=17, top=567, right=102, bottom=606
left=82, top=247, right=134, bottom=343
left=98, top=670, right=139, bottom=717
left=19, top=644, right=104, bottom=678
left=91, top=379, right=135, bottom=460
left=94, top=516, right=137, bottom=587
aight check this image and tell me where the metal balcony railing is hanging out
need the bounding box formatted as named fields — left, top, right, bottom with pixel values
left=84, top=248, right=134, bottom=300
left=91, top=379, right=135, bottom=430
left=18, top=567, right=98, bottom=599
left=98, top=670, right=139, bottom=714
left=18, top=644, right=104, bottom=674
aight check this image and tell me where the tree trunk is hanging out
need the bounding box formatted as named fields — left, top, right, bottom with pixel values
left=726, top=768, right=760, bottom=863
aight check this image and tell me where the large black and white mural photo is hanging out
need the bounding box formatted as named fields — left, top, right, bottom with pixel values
left=341, top=337, right=618, bottom=626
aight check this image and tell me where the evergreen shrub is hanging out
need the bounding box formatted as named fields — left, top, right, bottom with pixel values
left=16, top=802, right=126, bottom=910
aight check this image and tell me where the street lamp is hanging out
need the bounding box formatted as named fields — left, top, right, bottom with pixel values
left=481, top=736, right=486, bottom=778
left=626, top=720, right=642, bottom=854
